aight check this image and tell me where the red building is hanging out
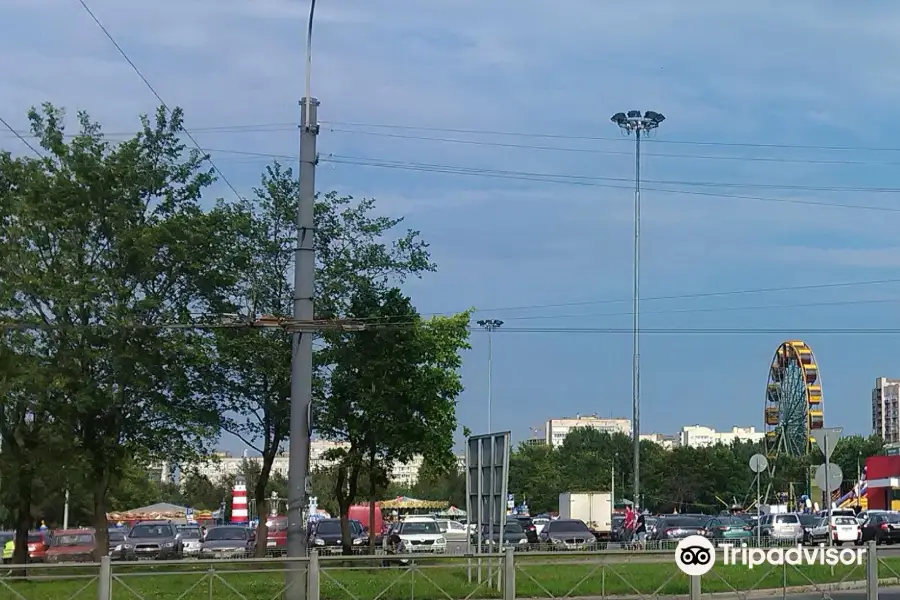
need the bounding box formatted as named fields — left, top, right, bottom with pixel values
left=864, top=456, right=900, bottom=510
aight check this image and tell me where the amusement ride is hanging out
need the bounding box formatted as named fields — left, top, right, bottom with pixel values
left=763, top=340, right=825, bottom=502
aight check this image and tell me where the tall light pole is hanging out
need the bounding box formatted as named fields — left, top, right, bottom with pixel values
left=476, top=319, right=503, bottom=432
left=287, top=0, right=318, bottom=598
left=610, top=110, right=665, bottom=509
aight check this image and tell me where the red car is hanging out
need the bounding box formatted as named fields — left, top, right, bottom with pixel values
left=27, top=532, right=50, bottom=562
left=45, top=529, right=95, bottom=563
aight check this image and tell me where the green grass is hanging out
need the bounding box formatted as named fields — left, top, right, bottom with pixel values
left=4, top=555, right=898, bottom=600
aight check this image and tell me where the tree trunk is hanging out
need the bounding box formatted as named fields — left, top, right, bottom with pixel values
left=92, top=469, right=111, bottom=560
left=12, top=465, right=32, bottom=565
left=253, top=454, right=274, bottom=557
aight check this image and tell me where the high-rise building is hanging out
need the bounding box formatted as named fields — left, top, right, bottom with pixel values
left=873, top=378, right=900, bottom=443
left=544, top=415, right=631, bottom=447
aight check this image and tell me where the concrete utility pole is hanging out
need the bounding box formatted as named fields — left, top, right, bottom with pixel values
left=610, top=110, right=665, bottom=509
left=287, top=1, right=318, bottom=598
left=476, top=319, right=503, bottom=432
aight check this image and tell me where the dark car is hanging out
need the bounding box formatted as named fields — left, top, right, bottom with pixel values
left=472, top=521, right=529, bottom=549
left=861, top=512, right=900, bottom=544
left=128, top=520, right=182, bottom=560
left=514, top=517, right=540, bottom=544
left=108, top=529, right=135, bottom=561
left=652, top=516, right=707, bottom=541
left=199, top=526, right=255, bottom=558
left=310, top=519, right=367, bottom=554
left=538, top=519, right=595, bottom=550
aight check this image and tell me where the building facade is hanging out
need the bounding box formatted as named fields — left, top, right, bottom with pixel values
left=184, top=440, right=424, bottom=487
left=873, top=378, right=900, bottom=444
left=544, top=415, right=631, bottom=447
left=676, top=425, right=764, bottom=448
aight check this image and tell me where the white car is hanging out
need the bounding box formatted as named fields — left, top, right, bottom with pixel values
left=395, top=517, right=447, bottom=554
left=532, top=518, right=549, bottom=535
left=435, top=519, right=468, bottom=542
left=806, top=516, right=860, bottom=545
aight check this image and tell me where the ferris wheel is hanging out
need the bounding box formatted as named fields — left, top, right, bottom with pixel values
left=764, top=341, right=824, bottom=489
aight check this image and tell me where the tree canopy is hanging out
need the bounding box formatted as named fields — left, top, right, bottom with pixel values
left=507, top=428, right=885, bottom=514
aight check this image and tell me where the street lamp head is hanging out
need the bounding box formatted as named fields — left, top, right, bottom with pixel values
left=610, top=112, right=627, bottom=126
left=476, top=319, right=487, bottom=327
left=626, top=110, right=642, bottom=119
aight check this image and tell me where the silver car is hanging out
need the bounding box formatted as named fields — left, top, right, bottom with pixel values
left=177, top=526, right=203, bottom=557
left=757, top=513, right=802, bottom=540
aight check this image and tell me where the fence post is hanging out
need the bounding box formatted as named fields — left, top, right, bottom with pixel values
left=307, top=550, right=320, bottom=600
left=866, top=540, right=877, bottom=600
left=690, top=575, right=700, bottom=600
left=97, top=556, right=111, bottom=600
left=503, top=547, right=515, bottom=600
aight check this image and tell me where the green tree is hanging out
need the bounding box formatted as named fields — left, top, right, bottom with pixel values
left=0, top=104, right=240, bottom=557
left=316, top=285, right=469, bottom=553
left=208, top=164, right=435, bottom=555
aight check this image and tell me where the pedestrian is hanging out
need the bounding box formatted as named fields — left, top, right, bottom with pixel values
left=623, top=505, right=636, bottom=545
left=634, top=510, right=647, bottom=549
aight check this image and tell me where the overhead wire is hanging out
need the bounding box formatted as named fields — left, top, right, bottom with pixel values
left=325, top=153, right=900, bottom=194
left=320, top=120, right=900, bottom=153
left=323, top=127, right=900, bottom=168
left=73, top=0, right=246, bottom=202
left=0, top=116, right=44, bottom=158
left=321, top=155, right=900, bottom=214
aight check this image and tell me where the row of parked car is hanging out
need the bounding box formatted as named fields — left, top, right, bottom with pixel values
left=1, top=521, right=265, bottom=563
left=623, top=508, right=900, bottom=547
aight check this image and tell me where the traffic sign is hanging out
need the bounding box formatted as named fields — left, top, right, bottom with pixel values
left=811, top=427, right=843, bottom=461
left=749, top=454, right=768, bottom=473
left=814, top=463, right=843, bottom=493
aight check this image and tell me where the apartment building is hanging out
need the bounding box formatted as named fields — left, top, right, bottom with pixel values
left=544, top=415, right=631, bottom=447
left=184, top=440, right=425, bottom=486
left=873, top=378, right=900, bottom=444
left=676, top=425, right=764, bottom=448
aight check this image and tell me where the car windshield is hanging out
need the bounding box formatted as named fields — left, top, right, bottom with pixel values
left=178, top=528, right=201, bottom=539
left=206, top=528, right=248, bottom=541
left=717, top=517, right=747, bottom=526
left=28, top=534, right=45, bottom=543
left=53, top=534, right=94, bottom=547
left=108, top=532, right=127, bottom=543
left=316, top=521, right=341, bottom=535
left=886, top=514, right=900, bottom=523
left=550, top=520, right=589, bottom=533
left=130, top=525, right=172, bottom=538
left=835, top=517, right=857, bottom=525
left=661, top=517, right=702, bottom=527
left=401, top=521, right=439, bottom=534
left=798, top=515, right=819, bottom=526
left=505, top=522, right=524, bottom=533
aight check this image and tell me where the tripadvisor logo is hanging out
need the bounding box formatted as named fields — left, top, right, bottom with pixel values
left=674, top=535, right=865, bottom=576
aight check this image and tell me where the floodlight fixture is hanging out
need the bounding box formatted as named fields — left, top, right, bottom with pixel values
left=476, top=319, right=504, bottom=330
left=611, top=109, right=666, bottom=135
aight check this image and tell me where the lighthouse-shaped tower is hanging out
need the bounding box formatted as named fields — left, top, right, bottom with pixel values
left=231, top=475, right=249, bottom=525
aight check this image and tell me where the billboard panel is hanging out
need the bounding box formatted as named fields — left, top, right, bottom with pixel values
left=465, top=432, right=511, bottom=557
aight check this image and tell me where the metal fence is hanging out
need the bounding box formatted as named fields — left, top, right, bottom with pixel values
left=2, top=540, right=893, bottom=600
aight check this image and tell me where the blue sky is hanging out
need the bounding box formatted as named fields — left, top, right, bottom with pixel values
left=3, top=0, right=900, bottom=452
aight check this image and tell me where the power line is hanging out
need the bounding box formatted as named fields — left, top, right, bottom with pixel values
left=74, top=0, right=245, bottom=202
left=324, top=127, right=900, bottom=168
left=321, top=120, right=900, bottom=153
left=500, top=296, right=900, bottom=322
left=321, top=155, right=900, bottom=214
left=327, top=153, right=900, bottom=195
left=0, top=116, right=44, bottom=158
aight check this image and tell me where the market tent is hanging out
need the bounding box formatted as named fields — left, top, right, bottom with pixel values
left=437, top=505, right=466, bottom=517
left=380, top=496, right=449, bottom=510
left=107, top=502, right=190, bottom=522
